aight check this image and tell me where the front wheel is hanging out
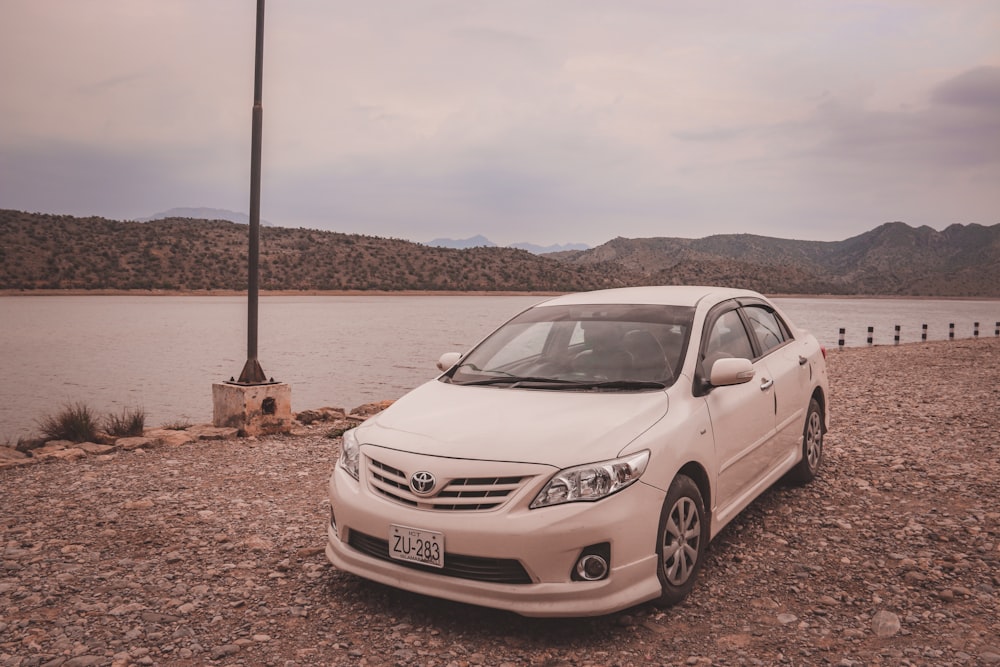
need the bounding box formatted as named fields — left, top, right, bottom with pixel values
left=787, top=397, right=824, bottom=484
left=654, top=474, right=709, bottom=607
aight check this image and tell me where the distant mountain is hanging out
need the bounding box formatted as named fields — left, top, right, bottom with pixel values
left=426, top=235, right=497, bottom=249
left=511, top=241, right=591, bottom=254
left=1, top=211, right=996, bottom=296
left=139, top=207, right=274, bottom=226
left=427, top=235, right=590, bottom=255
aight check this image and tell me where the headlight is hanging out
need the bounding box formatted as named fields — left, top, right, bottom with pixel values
left=338, top=428, right=360, bottom=480
left=530, top=450, right=650, bottom=508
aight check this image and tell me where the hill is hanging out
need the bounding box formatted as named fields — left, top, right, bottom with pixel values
left=550, top=222, right=1000, bottom=297
left=1, top=210, right=996, bottom=296
left=0, top=211, right=633, bottom=292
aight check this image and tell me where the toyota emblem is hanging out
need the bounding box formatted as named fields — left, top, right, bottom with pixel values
left=410, top=471, right=436, bottom=496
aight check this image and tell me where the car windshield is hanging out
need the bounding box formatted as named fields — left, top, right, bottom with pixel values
left=444, top=303, right=694, bottom=390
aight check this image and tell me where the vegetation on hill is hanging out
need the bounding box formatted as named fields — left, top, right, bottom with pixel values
left=552, top=222, right=1000, bottom=297
left=1, top=210, right=997, bottom=296
left=0, top=210, right=633, bottom=292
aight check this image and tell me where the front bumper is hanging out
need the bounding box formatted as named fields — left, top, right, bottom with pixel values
left=325, top=464, right=667, bottom=618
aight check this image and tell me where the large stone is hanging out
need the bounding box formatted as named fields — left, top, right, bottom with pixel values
left=871, top=610, right=901, bottom=638
left=186, top=424, right=239, bottom=441
left=212, top=382, right=292, bottom=437
left=34, top=446, right=86, bottom=462
left=0, top=446, right=34, bottom=469
left=144, top=428, right=196, bottom=447
left=116, top=436, right=161, bottom=451
left=295, top=407, right=346, bottom=424
left=78, top=442, right=118, bottom=455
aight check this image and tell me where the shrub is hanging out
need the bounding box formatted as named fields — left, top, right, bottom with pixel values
left=105, top=406, right=146, bottom=437
left=37, top=402, right=100, bottom=443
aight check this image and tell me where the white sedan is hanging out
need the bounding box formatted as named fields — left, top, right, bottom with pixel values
left=326, top=286, right=829, bottom=617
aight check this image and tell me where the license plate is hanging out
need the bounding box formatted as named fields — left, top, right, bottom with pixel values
left=389, top=524, right=444, bottom=568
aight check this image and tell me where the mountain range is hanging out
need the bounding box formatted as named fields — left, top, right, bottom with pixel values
left=138, top=207, right=275, bottom=227
left=1, top=210, right=997, bottom=296
left=550, top=222, right=1000, bottom=297
left=427, top=235, right=590, bottom=255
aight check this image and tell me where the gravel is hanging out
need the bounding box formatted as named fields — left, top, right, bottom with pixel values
left=2, top=338, right=999, bottom=666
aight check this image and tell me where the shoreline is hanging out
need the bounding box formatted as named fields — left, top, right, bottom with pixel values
left=1, top=288, right=998, bottom=301
left=5, top=337, right=998, bottom=446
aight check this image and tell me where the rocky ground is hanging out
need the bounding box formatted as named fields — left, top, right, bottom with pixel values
left=1, top=338, right=998, bottom=666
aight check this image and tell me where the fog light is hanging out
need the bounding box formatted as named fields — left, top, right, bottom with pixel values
left=575, top=554, right=609, bottom=581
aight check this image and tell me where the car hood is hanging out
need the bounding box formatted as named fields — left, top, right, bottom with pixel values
left=354, top=379, right=669, bottom=468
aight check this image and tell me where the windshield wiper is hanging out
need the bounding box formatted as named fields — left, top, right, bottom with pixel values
left=540, top=379, right=667, bottom=391
left=455, top=377, right=666, bottom=390
left=455, top=376, right=579, bottom=387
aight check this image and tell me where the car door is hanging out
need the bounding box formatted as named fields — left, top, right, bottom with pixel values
left=742, top=304, right=808, bottom=469
left=699, top=306, right=777, bottom=515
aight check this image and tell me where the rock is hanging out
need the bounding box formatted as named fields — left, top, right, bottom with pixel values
left=144, top=428, right=196, bottom=447
left=78, top=442, right=117, bottom=455
left=64, top=657, right=105, bottom=667
left=349, top=400, right=394, bottom=418
left=185, top=425, right=239, bottom=441
left=34, top=444, right=87, bottom=461
left=244, top=535, right=275, bottom=551
left=116, top=436, right=160, bottom=451
left=211, top=644, right=240, bottom=659
left=0, top=446, right=33, bottom=468
left=295, top=407, right=346, bottom=424
left=871, top=610, right=901, bottom=638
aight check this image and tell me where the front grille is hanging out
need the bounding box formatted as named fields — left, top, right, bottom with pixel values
left=367, top=457, right=528, bottom=511
left=348, top=530, right=532, bottom=584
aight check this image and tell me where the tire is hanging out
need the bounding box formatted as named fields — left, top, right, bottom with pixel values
left=654, top=474, right=709, bottom=607
left=787, top=397, right=824, bottom=485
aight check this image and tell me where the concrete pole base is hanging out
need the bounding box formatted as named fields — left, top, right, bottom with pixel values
left=212, top=382, right=292, bottom=437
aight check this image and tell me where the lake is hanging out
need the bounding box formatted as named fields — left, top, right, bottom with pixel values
left=1, top=294, right=998, bottom=441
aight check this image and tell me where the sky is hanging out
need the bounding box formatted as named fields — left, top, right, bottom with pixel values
left=1, top=2, right=998, bottom=248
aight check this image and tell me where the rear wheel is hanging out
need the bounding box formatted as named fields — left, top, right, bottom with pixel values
left=787, top=398, right=824, bottom=484
left=655, top=474, right=708, bottom=607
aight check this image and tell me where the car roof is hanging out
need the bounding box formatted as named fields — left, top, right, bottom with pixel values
left=536, top=285, right=765, bottom=309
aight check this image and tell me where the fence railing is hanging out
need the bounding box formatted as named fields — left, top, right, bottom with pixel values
left=837, top=321, right=999, bottom=349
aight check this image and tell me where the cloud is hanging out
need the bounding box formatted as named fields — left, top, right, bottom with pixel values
left=0, top=140, right=247, bottom=220
left=1, top=1, right=998, bottom=245
left=931, top=66, right=1000, bottom=109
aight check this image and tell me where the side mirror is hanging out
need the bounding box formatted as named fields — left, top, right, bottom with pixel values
left=436, top=351, right=463, bottom=372
left=709, top=357, right=755, bottom=386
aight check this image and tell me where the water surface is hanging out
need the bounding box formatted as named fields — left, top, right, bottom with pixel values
left=1, top=294, right=997, bottom=440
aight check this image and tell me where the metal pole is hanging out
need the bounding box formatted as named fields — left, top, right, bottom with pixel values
left=237, top=0, right=268, bottom=385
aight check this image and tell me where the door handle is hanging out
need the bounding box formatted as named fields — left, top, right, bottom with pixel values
left=760, top=378, right=773, bottom=391
left=799, top=355, right=808, bottom=366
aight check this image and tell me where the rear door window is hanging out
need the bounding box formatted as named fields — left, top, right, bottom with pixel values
left=743, top=305, right=790, bottom=355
